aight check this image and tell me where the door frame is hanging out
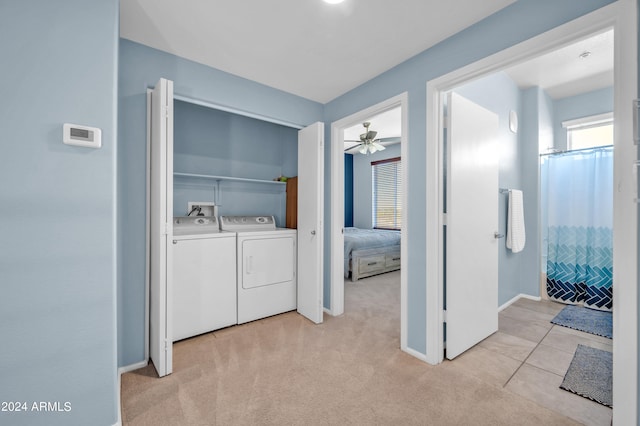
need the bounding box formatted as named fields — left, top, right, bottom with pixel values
left=425, top=1, right=637, bottom=423
left=329, top=93, right=409, bottom=352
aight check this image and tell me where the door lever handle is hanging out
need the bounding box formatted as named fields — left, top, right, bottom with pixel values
left=494, top=232, right=505, bottom=239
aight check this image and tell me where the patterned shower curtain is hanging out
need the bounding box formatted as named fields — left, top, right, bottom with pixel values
left=541, top=146, right=613, bottom=311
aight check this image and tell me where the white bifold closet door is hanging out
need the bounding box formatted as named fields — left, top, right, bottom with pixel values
left=149, top=78, right=174, bottom=377
left=296, top=122, right=324, bottom=324
left=445, top=92, right=499, bottom=360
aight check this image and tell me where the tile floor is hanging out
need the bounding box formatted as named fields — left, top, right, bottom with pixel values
left=447, top=297, right=613, bottom=426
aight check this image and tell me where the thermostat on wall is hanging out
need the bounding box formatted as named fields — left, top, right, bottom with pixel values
left=63, top=123, right=101, bottom=148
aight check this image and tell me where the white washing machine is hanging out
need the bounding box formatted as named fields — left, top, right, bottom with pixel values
left=172, top=216, right=236, bottom=341
left=220, top=215, right=297, bottom=324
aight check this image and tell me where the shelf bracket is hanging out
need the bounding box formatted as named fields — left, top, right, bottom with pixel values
left=215, top=179, right=221, bottom=206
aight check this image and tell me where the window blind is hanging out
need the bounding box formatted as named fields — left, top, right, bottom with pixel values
left=372, top=157, right=402, bottom=230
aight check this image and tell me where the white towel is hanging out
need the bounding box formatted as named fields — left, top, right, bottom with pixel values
left=506, top=189, right=526, bottom=253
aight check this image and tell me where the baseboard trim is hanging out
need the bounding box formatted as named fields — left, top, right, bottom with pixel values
left=118, top=359, right=148, bottom=375
left=402, top=346, right=429, bottom=363
left=498, top=293, right=541, bottom=312
left=113, top=370, right=122, bottom=426
left=323, top=307, right=336, bottom=316
left=116, top=360, right=148, bottom=426
left=520, top=294, right=542, bottom=302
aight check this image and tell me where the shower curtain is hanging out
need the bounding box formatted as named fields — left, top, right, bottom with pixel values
left=541, top=146, right=613, bottom=311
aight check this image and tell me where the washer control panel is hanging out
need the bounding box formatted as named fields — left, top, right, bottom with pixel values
left=219, top=215, right=276, bottom=231
left=173, top=216, right=220, bottom=235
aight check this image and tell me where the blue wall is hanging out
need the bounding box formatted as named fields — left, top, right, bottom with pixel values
left=173, top=100, right=298, bottom=227
left=323, top=0, right=616, bottom=355
left=118, top=39, right=323, bottom=367
left=352, top=144, right=402, bottom=229
left=344, top=155, right=354, bottom=227
left=454, top=72, right=527, bottom=305
left=553, top=86, right=614, bottom=151
left=0, top=1, right=119, bottom=425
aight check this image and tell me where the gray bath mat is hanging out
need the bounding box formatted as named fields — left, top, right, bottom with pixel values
left=560, top=344, right=612, bottom=407
left=551, top=305, right=612, bottom=339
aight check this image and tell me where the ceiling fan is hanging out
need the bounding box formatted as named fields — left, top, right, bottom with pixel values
left=346, top=122, right=387, bottom=155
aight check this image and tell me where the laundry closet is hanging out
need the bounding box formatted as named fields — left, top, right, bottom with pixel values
left=172, top=99, right=298, bottom=222
left=148, top=79, right=324, bottom=377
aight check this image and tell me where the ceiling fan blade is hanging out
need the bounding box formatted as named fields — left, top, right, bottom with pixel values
left=344, top=140, right=361, bottom=150
left=344, top=143, right=363, bottom=154
left=367, top=130, right=378, bottom=140
left=377, top=137, right=401, bottom=146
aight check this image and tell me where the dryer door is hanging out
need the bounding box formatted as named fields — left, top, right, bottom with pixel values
left=241, top=236, right=295, bottom=289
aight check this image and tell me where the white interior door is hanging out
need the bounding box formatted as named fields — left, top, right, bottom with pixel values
left=297, top=122, right=324, bottom=323
left=446, top=92, right=499, bottom=360
left=149, top=78, right=174, bottom=376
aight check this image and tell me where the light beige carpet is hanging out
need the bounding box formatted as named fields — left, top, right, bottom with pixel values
left=121, top=271, right=578, bottom=425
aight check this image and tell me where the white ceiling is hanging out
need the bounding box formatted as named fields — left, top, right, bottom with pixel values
left=341, top=30, right=615, bottom=154
left=344, top=107, right=401, bottom=141
left=505, top=29, right=613, bottom=99
left=120, top=0, right=515, bottom=103
left=120, top=0, right=611, bottom=144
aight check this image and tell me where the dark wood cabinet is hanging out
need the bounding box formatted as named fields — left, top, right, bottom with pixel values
left=286, top=176, right=298, bottom=229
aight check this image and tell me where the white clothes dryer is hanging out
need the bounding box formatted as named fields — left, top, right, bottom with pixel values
left=220, top=216, right=297, bottom=324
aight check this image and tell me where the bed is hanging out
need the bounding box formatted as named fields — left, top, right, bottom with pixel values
left=344, top=227, right=401, bottom=281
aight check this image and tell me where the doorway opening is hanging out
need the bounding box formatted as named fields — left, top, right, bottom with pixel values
left=329, top=93, right=409, bottom=353
left=426, top=1, right=636, bottom=423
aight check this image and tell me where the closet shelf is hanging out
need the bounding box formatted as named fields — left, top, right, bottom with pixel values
left=174, top=172, right=286, bottom=186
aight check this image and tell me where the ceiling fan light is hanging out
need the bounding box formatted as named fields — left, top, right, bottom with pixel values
left=372, top=141, right=386, bottom=151
left=355, top=122, right=387, bottom=155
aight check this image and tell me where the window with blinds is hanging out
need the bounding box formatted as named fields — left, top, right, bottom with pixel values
left=372, top=157, right=402, bottom=230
